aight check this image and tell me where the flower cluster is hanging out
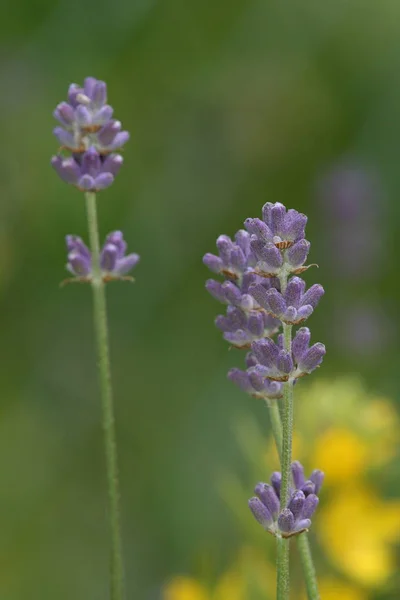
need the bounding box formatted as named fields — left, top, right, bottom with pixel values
left=248, top=461, right=323, bottom=537
left=203, top=202, right=325, bottom=398
left=51, top=77, right=129, bottom=191
left=66, top=231, right=140, bottom=282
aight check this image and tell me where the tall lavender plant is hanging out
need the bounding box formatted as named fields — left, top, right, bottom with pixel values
left=204, top=203, right=325, bottom=599
left=52, top=78, right=139, bottom=600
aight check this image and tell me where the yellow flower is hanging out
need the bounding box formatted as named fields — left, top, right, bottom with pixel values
left=163, top=577, right=209, bottom=600
left=317, top=577, right=368, bottom=600
left=318, top=484, right=400, bottom=586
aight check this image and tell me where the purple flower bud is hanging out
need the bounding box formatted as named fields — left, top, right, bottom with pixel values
left=278, top=508, right=295, bottom=533
left=92, top=81, right=107, bottom=107
left=265, top=288, right=286, bottom=316
left=291, top=328, right=311, bottom=363
left=301, top=284, right=325, bottom=308
left=287, top=239, right=310, bottom=268
left=297, top=343, right=326, bottom=374
left=67, top=251, right=91, bottom=276
left=309, top=470, right=325, bottom=494
left=205, top=279, right=226, bottom=304
left=252, top=338, right=279, bottom=368
left=97, top=120, right=122, bottom=146
left=302, top=494, right=319, bottom=519
left=270, top=472, right=281, bottom=498
left=294, top=518, right=311, bottom=531
left=250, top=240, right=283, bottom=272
left=248, top=497, right=273, bottom=529
left=287, top=491, right=306, bottom=520
left=276, top=350, right=293, bottom=374
left=115, top=253, right=140, bottom=275
left=203, top=253, right=223, bottom=274
left=301, top=481, right=316, bottom=496
left=284, top=277, right=304, bottom=309
left=101, top=154, right=124, bottom=176
left=244, top=218, right=272, bottom=242
left=54, top=102, right=75, bottom=127
left=51, top=156, right=80, bottom=185
left=53, top=127, right=77, bottom=149
left=100, top=243, right=118, bottom=272
left=255, top=483, right=280, bottom=518
left=81, top=146, right=101, bottom=176
left=291, top=461, right=306, bottom=489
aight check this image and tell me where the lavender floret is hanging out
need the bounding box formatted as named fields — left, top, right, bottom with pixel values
left=228, top=368, right=283, bottom=400
left=249, top=462, right=323, bottom=537
left=215, top=306, right=280, bottom=348
left=245, top=203, right=307, bottom=249
left=249, top=277, right=324, bottom=325
left=53, top=77, right=129, bottom=154
left=66, top=232, right=139, bottom=280
left=52, top=147, right=122, bottom=192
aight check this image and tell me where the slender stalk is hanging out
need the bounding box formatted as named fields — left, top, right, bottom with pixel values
left=85, top=191, right=125, bottom=600
left=266, top=401, right=283, bottom=462
left=267, top=402, right=320, bottom=599
left=297, top=533, right=320, bottom=600
left=276, top=536, right=290, bottom=599
left=280, top=322, right=294, bottom=508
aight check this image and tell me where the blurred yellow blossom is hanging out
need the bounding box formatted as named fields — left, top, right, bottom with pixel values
left=163, top=577, right=208, bottom=600
left=165, top=377, right=400, bottom=599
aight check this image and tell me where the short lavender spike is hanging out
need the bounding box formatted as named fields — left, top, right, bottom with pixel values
left=248, top=497, right=273, bottom=529
left=65, top=231, right=139, bottom=280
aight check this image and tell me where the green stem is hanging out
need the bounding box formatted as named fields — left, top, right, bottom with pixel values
left=276, top=536, right=290, bottom=599
left=267, top=402, right=320, bottom=599
left=280, top=322, right=293, bottom=509
left=297, top=533, right=320, bottom=600
left=267, top=401, right=283, bottom=462
left=85, top=192, right=125, bottom=600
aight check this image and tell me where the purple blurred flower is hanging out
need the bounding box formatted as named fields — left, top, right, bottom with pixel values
left=53, top=77, right=129, bottom=154
left=245, top=203, right=307, bottom=249
left=228, top=368, right=283, bottom=400
left=203, top=230, right=256, bottom=281
left=249, top=462, right=323, bottom=537
left=249, top=277, right=324, bottom=325
left=66, top=231, right=139, bottom=280
left=52, top=147, right=123, bottom=192
left=216, top=306, right=280, bottom=348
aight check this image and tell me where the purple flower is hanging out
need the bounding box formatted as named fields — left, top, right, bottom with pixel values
left=52, top=147, right=123, bottom=191
left=249, top=462, right=323, bottom=537
left=203, top=230, right=256, bottom=281
left=216, top=306, right=280, bottom=348
left=66, top=231, right=139, bottom=280
left=250, top=337, right=294, bottom=381
left=249, top=277, right=324, bottom=325
left=244, top=203, right=307, bottom=249
left=228, top=368, right=283, bottom=400
left=291, top=328, right=326, bottom=377
left=53, top=77, right=129, bottom=154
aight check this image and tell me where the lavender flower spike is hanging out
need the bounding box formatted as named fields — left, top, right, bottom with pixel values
left=249, top=463, right=323, bottom=537
left=52, top=147, right=123, bottom=191
left=53, top=77, right=129, bottom=154
left=245, top=203, right=307, bottom=249
left=65, top=231, right=139, bottom=282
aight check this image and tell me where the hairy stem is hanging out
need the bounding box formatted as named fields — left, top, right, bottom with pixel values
left=297, top=533, right=320, bottom=600
left=277, top=536, right=290, bottom=600
left=267, top=403, right=320, bottom=599
left=85, top=192, right=125, bottom=600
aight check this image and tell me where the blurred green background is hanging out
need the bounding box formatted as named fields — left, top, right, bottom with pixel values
left=0, top=1, right=399, bottom=599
